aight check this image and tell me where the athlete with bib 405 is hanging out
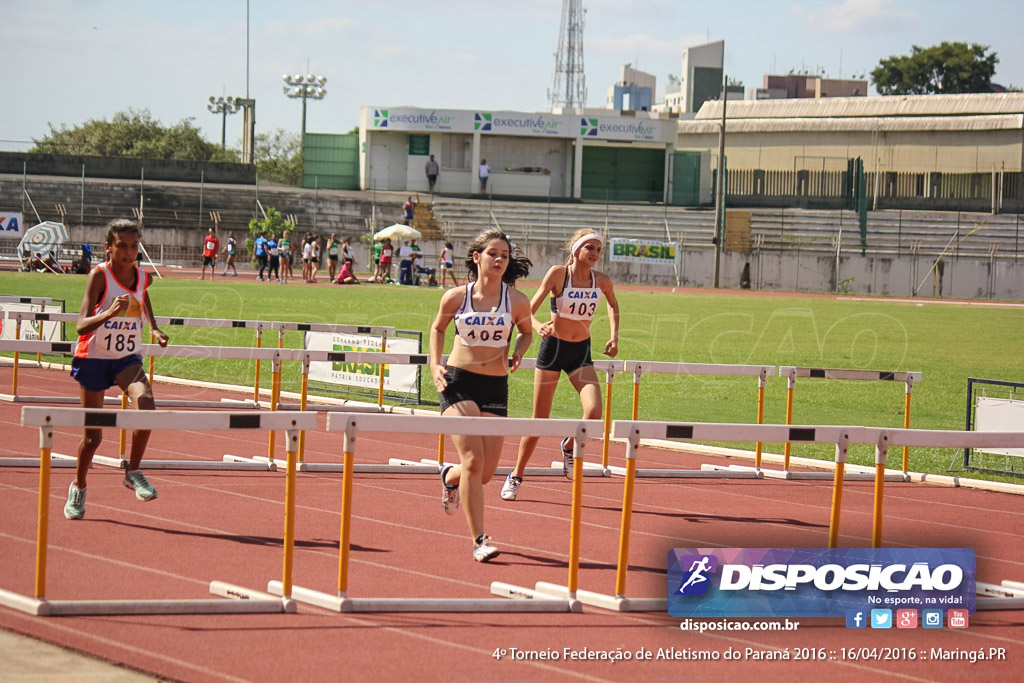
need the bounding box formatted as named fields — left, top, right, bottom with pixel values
left=64, top=219, right=169, bottom=521
left=429, top=228, right=533, bottom=562
left=501, top=229, right=620, bottom=501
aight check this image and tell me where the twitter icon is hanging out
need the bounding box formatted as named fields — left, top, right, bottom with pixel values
left=870, top=609, right=893, bottom=629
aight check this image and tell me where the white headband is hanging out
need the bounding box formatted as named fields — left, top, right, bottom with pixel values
left=571, top=233, right=603, bottom=257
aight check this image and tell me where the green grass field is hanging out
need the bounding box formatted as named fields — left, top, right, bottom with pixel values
left=2, top=271, right=1022, bottom=479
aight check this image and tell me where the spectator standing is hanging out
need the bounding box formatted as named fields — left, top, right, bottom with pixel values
left=425, top=154, right=440, bottom=193
left=402, top=195, right=417, bottom=225
left=326, top=234, right=340, bottom=282
left=221, top=232, right=238, bottom=276
left=479, top=159, right=491, bottom=193
left=199, top=228, right=220, bottom=280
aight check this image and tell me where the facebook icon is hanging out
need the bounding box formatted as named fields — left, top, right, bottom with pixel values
left=845, top=609, right=866, bottom=629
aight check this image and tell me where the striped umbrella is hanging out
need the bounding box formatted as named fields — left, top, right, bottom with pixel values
left=18, top=221, right=70, bottom=257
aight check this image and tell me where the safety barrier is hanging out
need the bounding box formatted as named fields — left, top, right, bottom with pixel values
left=266, top=413, right=606, bottom=613
left=523, top=420, right=1024, bottom=612
left=0, top=407, right=316, bottom=617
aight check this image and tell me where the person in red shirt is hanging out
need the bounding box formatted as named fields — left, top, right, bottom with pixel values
left=199, top=228, right=220, bottom=280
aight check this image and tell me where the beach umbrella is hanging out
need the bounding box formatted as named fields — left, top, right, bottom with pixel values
left=373, top=223, right=421, bottom=241
left=18, top=221, right=69, bottom=257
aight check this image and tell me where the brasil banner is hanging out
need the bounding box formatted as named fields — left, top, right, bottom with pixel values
left=609, top=238, right=677, bottom=266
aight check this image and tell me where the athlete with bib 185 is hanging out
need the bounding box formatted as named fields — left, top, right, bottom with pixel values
left=501, top=229, right=620, bottom=501
left=429, top=229, right=533, bottom=562
left=64, top=219, right=169, bottom=521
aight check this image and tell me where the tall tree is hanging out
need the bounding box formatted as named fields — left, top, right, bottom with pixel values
left=30, top=109, right=237, bottom=162
left=872, top=42, right=998, bottom=95
left=254, top=129, right=302, bottom=186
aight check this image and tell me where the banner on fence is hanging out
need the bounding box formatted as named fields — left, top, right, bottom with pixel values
left=305, top=331, right=419, bottom=394
left=0, top=212, right=23, bottom=240
left=609, top=238, right=678, bottom=266
left=0, top=304, right=63, bottom=341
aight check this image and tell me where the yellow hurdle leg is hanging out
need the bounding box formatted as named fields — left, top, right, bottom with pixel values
left=872, top=435, right=890, bottom=548
left=281, top=429, right=299, bottom=597
left=338, top=421, right=357, bottom=595
left=12, top=319, right=21, bottom=394
left=377, top=335, right=388, bottom=408
left=614, top=433, right=640, bottom=598
left=783, top=381, right=795, bottom=471
left=266, top=357, right=281, bottom=465
left=437, top=433, right=445, bottom=466
left=601, top=368, right=614, bottom=468
left=118, top=392, right=129, bottom=460
left=567, top=426, right=586, bottom=595
left=630, top=368, right=641, bottom=421
left=253, top=328, right=263, bottom=404
left=754, top=375, right=766, bottom=469
left=902, top=377, right=914, bottom=472
left=34, top=426, right=54, bottom=599
left=298, top=359, right=309, bottom=464
left=827, top=434, right=850, bottom=548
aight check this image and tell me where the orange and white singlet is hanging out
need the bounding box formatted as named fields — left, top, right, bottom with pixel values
left=75, top=263, right=150, bottom=359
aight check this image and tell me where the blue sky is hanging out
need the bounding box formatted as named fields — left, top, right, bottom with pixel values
left=2, top=0, right=1022, bottom=151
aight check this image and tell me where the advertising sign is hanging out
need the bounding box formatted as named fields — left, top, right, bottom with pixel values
left=610, top=238, right=678, bottom=266
left=0, top=212, right=23, bottom=240
left=305, top=331, right=419, bottom=394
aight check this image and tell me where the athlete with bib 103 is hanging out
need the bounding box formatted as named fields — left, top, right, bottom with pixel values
left=429, top=228, right=533, bottom=562
left=501, top=229, right=620, bottom=502
left=63, top=219, right=169, bottom=521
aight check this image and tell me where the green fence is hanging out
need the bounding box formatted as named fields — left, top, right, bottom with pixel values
left=303, top=133, right=359, bottom=190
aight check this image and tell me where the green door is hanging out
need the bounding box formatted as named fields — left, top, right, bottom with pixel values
left=303, top=133, right=359, bottom=190
left=581, top=147, right=664, bottom=202
left=671, top=151, right=702, bottom=206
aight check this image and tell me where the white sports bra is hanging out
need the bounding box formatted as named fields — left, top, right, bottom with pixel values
left=454, top=282, right=514, bottom=348
left=551, top=269, right=601, bottom=321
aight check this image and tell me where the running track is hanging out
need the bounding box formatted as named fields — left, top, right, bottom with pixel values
left=0, top=362, right=1022, bottom=682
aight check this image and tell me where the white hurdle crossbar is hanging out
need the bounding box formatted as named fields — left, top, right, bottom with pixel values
left=528, top=420, right=1024, bottom=612
left=760, top=366, right=923, bottom=480
left=267, top=413, right=606, bottom=613
left=619, top=361, right=775, bottom=479
left=0, top=407, right=317, bottom=617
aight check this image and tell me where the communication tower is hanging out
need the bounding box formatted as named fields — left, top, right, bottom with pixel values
left=548, top=0, right=587, bottom=113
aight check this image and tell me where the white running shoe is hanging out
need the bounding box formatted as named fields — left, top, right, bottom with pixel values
left=561, top=437, right=574, bottom=481
left=472, top=535, right=500, bottom=562
left=500, top=473, right=522, bottom=501
left=440, top=464, right=459, bottom=515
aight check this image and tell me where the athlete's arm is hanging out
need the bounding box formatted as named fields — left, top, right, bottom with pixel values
left=599, top=272, right=620, bottom=357
left=76, top=268, right=124, bottom=337
left=508, top=289, right=534, bottom=373
left=530, top=266, right=563, bottom=336
left=142, top=286, right=168, bottom=347
left=429, top=288, right=462, bottom=391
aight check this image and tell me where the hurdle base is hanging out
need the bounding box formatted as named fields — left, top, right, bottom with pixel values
left=606, top=464, right=760, bottom=479
left=294, top=460, right=440, bottom=474
left=268, top=581, right=577, bottom=613
left=0, top=582, right=293, bottom=616
left=714, top=464, right=909, bottom=482
left=0, top=454, right=78, bottom=468
left=422, top=459, right=609, bottom=478
left=224, top=455, right=278, bottom=471
left=531, top=582, right=666, bottom=612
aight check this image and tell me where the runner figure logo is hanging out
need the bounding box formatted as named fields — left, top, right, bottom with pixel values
left=676, top=554, right=718, bottom=596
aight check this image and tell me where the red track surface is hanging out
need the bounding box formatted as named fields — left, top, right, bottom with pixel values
left=1, top=362, right=1022, bottom=682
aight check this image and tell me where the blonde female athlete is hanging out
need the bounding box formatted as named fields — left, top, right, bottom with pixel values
left=429, top=228, right=533, bottom=561
left=501, top=229, right=619, bottom=501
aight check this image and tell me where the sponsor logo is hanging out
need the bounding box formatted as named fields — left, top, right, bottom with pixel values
left=373, top=109, right=389, bottom=128
left=474, top=112, right=492, bottom=131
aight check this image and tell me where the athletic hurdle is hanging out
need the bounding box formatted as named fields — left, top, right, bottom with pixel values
left=267, top=413, right=606, bottom=613
left=730, top=367, right=922, bottom=481
left=616, top=360, right=775, bottom=479
left=977, top=580, right=1024, bottom=611
left=0, top=296, right=63, bottom=373
left=528, top=420, right=1024, bottom=612
left=0, top=406, right=317, bottom=617
left=271, top=348, right=438, bottom=474
left=414, top=356, right=619, bottom=479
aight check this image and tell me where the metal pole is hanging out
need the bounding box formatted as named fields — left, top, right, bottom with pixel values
left=22, top=162, right=26, bottom=216
left=221, top=109, right=228, bottom=149
left=80, top=164, right=85, bottom=225
left=712, top=75, right=727, bottom=288
left=313, top=176, right=319, bottom=231
left=199, top=169, right=204, bottom=233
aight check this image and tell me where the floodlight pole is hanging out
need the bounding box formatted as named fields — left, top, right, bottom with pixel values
left=712, top=75, right=727, bottom=288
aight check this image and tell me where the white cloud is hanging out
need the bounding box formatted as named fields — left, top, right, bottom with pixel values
left=792, top=0, right=919, bottom=32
